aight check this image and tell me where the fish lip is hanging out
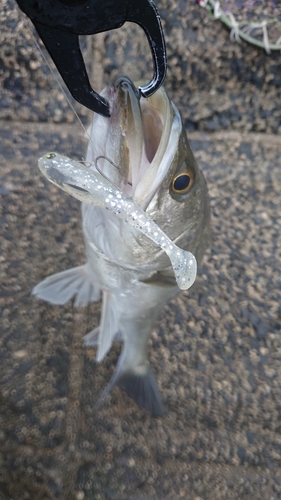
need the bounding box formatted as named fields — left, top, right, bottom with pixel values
left=114, top=76, right=141, bottom=100
left=105, top=76, right=141, bottom=113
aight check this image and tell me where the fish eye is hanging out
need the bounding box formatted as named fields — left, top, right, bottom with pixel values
left=46, top=153, right=56, bottom=159
left=171, top=171, right=194, bottom=195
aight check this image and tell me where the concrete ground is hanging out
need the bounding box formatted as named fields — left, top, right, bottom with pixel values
left=1, top=0, right=281, bottom=499
left=1, top=120, right=281, bottom=499
left=1, top=0, right=281, bottom=133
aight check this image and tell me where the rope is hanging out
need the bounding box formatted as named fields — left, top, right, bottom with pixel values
left=198, top=0, right=281, bottom=53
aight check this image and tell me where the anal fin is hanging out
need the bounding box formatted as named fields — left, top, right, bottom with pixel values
left=96, top=290, right=119, bottom=362
left=83, top=327, right=122, bottom=348
left=83, top=327, right=100, bottom=347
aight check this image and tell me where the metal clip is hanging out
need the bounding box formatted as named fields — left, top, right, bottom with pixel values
left=15, top=0, right=167, bottom=117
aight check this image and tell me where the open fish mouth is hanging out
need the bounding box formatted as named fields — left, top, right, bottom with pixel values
left=86, top=76, right=181, bottom=211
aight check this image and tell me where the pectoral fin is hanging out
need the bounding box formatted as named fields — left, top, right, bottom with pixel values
left=32, top=264, right=100, bottom=306
left=140, top=268, right=177, bottom=287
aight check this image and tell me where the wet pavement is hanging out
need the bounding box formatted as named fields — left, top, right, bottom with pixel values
left=1, top=121, right=281, bottom=499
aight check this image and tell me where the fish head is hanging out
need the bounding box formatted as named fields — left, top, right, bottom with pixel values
left=38, top=77, right=210, bottom=277
left=146, top=114, right=211, bottom=265
left=86, top=77, right=211, bottom=264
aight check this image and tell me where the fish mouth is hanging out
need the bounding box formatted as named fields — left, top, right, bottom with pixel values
left=87, top=76, right=179, bottom=211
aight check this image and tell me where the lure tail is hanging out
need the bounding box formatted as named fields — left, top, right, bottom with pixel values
left=32, top=264, right=100, bottom=306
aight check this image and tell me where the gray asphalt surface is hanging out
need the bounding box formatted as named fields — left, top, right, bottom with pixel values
left=1, top=121, right=281, bottom=499
left=1, top=0, right=281, bottom=499
left=1, top=0, right=281, bottom=132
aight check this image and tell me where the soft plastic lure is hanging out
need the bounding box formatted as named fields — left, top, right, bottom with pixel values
left=39, top=152, right=197, bottom=290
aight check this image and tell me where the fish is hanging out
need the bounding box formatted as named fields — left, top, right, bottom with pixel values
left=33, top=76, right=211, bottom=417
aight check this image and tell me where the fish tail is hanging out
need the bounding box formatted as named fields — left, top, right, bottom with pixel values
left=32, top=264, right=100, bottom=306
left=96, top=350, right=165, bottom=418
left=117, top=366, right=165, bottom=418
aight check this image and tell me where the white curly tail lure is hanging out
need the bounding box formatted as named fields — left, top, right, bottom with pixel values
left=38, top=152, right=197, bottom=290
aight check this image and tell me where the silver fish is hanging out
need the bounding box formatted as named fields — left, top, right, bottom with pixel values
left=33, top=77, right=211, bottom=417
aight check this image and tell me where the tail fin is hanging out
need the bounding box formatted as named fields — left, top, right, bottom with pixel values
left=32, top=264, right=100, bottom=306
left=117, top=367, right=164, bottom=417
left=96, top=354, right=164, bottom=417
